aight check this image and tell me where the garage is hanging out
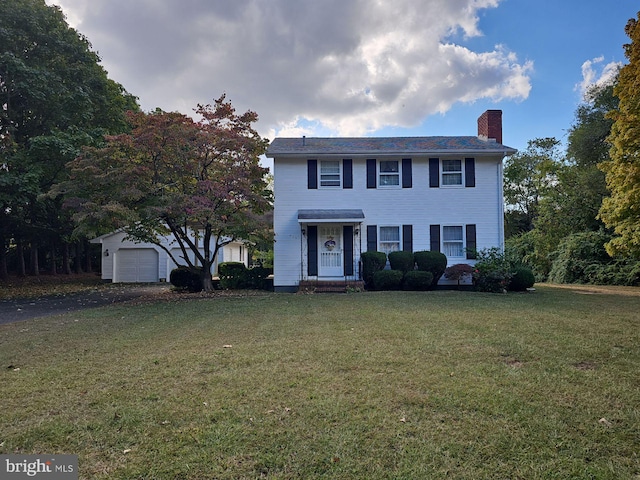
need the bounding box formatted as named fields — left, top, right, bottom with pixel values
left=115, top=248, right=159, bottom=283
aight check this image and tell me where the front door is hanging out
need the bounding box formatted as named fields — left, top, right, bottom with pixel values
left=318, top=225, right=343, bottom=277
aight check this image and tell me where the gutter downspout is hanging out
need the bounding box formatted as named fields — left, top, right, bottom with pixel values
left=498, top=157, right=505, bottom=252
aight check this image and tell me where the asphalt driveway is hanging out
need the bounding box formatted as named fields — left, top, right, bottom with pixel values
left=0, top=284, right=170, bottom=325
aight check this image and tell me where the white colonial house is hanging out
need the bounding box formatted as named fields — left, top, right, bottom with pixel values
left=266, top=110, right=517, bottom=292
left=91, top=230, right=248, bottom=283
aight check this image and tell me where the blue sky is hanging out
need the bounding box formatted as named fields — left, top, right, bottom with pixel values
left=378, top=1, right=634, bottom=151
left=47, top=0, right=636, bottom=156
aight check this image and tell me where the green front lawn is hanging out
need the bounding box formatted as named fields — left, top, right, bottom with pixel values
left=1, top=286, right=639, bottom=479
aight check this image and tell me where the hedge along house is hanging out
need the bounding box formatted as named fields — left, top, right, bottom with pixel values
left=91, top=230, right=249, bottom=283
left=266, top=110, right=517, bottom=292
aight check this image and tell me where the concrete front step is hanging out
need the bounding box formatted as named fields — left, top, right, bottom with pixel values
left=298, top=280, right=365, bottom=293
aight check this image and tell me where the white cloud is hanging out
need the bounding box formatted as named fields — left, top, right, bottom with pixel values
left=47, top=0, right=531, bottom=137
left=577, top=56, right=621, bottom=97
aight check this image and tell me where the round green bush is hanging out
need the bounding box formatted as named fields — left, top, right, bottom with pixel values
left=219, top=262, right=248, bottom=289
left=508, top=266, right=535, bottom=291
left=372, top=269, right=404, bottom=290
left=170, top=266, right=203, bottom=292
left=413, top=251, right=447, bottom=287
left=403, top=271, right=434, bottom=291
left=388, top=250, right=415, bottom=273
left=361, top=251, right=387, bottom=287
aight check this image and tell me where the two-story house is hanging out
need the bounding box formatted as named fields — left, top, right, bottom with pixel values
left=266, top=110, right=517, bottom=292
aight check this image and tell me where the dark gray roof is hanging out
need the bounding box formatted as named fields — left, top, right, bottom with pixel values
left=298, top=209, right=365, bottom=222
left=266, top=136, right=517, bottom=157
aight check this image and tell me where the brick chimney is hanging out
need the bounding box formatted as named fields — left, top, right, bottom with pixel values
left=477, top=110, right=502, bottom=144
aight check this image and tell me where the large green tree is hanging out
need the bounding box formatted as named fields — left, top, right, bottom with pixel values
left=503, top=137, right=563, bottom=236
left=0, top=0, right=137, bottom=278
left=535, top=81, right=617, bottom=241
left=60, top=96, right=272, bottom=291
left=599, top=11, right=640, bottom=257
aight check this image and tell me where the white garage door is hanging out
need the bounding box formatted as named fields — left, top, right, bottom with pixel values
left=116, top=249, right=159, bottom=283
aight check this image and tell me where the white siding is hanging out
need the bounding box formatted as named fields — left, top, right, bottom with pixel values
left=273, top=155, right=505, bottom=289
left=91, top=230, right=248, bottom=283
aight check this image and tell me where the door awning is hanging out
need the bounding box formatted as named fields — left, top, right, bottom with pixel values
left=297, top=209, right=365, bottom=223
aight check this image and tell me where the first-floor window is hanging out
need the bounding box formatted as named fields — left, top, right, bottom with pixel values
left=379, top=226, right=400, bottom=254
left=443, top=226, right=464, bottom=257
left=379, top=160, right=400, bottom=186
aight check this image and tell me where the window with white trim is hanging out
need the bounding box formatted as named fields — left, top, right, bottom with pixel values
left=442, top=159, right=462, bottom=186
left=319, top=160, right=341, bottom=187
left=379, top=226, right=400, bottom=254
left=443, top=226, right=464, bottom=257
left=379, top=160, right=400, bottom=186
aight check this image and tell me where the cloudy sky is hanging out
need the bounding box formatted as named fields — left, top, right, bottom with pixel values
left=46, top=0, right=635, bottom=158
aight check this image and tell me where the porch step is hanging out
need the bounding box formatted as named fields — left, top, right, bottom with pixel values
left=298, top=280, right=365, bottom=293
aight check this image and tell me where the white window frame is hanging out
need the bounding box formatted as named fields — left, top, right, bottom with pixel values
left=379, top=226, right=401, bottom=254
left=442, top=225, right=464, bottom=258
left=441, top=159, right=463, bottom=187
left=378, top=160, right=400, bottom=187
left=319, top=160, right=341, bottom=188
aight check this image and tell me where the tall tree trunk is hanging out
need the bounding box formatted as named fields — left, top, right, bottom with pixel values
left=50, top=240, right=57, bottom=275
left=63, top=242, right=71, bottom=274
left=30, top=239, right=39, bottom=276
left=85, top=240, right=93, bottom=273
left=16, top=238, right=26, bottom=276
left=0, top=240, right=8, bottom=281
left=74, top=241, right=83, bottom=274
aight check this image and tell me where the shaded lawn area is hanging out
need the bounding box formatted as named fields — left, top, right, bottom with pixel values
left=1, top=286, right=639, bottom=479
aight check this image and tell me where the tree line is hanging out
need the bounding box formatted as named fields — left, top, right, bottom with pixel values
left=1, top=0, right=271, bottom=290
left=504, top=10, right=640, bottom=285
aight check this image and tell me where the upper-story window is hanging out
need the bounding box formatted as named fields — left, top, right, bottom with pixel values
left=308, top=159, right=352, bottom=189
left=379, top=160, right=400, bottom=186
left=320, top=160, right=341, bottom=187
left=442, top=160, right=462, bottom=186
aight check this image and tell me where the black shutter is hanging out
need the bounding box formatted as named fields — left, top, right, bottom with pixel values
left=367, top=225, right=377, bottom=251
left=307, top=160, right=317, bottom=189
left=430, top=224, right=440, bottom=252
left=465, top=158, right=475, bottom=187
left=466, top=224, right=477, bottom=259
left=402, top=158, right=412, bottom=188
left=343, top=159, right=353, bottom=189
left=429, top=158, right=439, bottom=188
left=307, top=226, right=318, bottom=276
left=366, top=159, right=376, bottom=188
left=344, top=226, right=354, bottom=275
left=402, top=225, right=413, bottom=252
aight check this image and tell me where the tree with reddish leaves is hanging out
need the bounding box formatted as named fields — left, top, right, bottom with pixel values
left=59, top=95, right=272, bottom=291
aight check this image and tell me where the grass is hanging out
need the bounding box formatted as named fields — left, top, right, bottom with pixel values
left=1, top=285, right=639, bottom=479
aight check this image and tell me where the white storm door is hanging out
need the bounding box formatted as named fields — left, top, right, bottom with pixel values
left=318, top=225, right=343, bottom=277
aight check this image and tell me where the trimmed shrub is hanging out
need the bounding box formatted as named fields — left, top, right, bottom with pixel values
left=170, top=266, right=203, bottom=292
left=361, top=251, right=387, bottom=287
left=388, top=251, right=415, bottom=273
left=508, top=266, right=535, bottom=291
left=372, top=269, right=404, bottom=290
left=414, top=251, right=447, bottom=287
left=219, top=262, right=248, bottom=289
left=444, top=263, right=474, bottom=286
left=402, top=271, right=434, bottom=291
left=245, top=266, right=272, bottom=290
